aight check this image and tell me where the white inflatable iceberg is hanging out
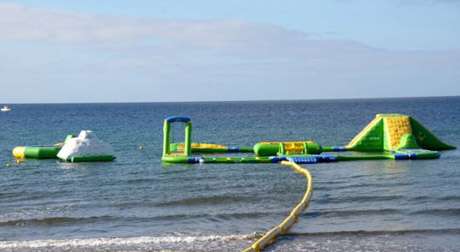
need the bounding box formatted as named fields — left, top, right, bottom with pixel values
left=57, top=130, right=116, bottom=162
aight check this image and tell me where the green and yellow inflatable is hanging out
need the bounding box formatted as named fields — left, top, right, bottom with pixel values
left=161, top=114, right=455, bottom=164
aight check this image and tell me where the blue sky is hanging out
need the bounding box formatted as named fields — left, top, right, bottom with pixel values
left=1, top=0, right=459, bottom=103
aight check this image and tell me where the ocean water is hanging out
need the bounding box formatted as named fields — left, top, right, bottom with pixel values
left=0, top=97, right=459, bottom=252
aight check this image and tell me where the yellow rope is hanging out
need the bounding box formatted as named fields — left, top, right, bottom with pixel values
left=242, top=160, right=313, bottom=252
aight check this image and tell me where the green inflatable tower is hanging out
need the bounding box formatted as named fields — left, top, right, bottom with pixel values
left=346, top=114, right=455, bottom=152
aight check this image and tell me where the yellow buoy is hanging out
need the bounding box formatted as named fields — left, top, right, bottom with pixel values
left=12, top=146, right=26, bottom=159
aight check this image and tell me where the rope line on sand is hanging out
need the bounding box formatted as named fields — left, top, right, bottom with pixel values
left=243, top=160, right=313, bottom=252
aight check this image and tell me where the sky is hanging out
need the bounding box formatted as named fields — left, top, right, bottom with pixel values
left=0, top=0, right=459, bottom=103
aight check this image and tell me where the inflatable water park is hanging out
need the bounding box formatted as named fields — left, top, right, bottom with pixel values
left=161, top=113, right=454, bottom=164
left=13, top=113, right=453, bottom=164
left=11, top=113, right=455, bottom=251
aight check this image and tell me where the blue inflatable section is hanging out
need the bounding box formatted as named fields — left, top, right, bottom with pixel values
left=165, top=116, right=191, bottom=123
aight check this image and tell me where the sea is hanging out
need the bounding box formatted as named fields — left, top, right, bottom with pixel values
left=0, top=97, right=459, bottom=251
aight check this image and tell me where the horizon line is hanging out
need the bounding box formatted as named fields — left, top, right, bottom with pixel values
left=2, top=94, right=459, bottom=105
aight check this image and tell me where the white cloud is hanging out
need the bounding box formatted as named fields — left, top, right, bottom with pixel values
left=0, top=2, right=308, bottom=48
left=0, top=2, right=458, bottom=102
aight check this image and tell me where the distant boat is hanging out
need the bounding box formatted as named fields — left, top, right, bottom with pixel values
left=1, top=105, right=11, bottom=112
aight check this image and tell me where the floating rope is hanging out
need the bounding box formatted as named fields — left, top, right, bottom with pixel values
left=243, top=160, right=313, bottom=252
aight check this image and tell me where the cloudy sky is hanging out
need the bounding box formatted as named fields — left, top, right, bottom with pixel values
left=1, top=0, right=459, bottom=103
